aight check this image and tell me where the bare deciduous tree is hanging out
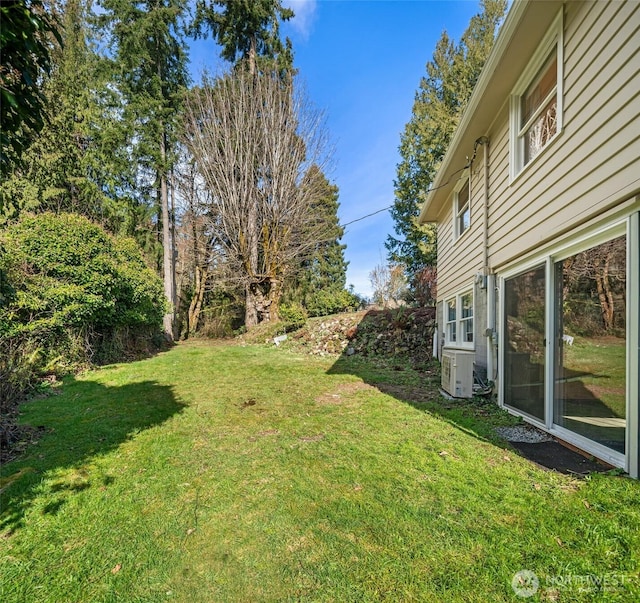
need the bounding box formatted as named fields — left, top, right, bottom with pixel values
left=183, top=71, right=331, bottom=328
left=173, top=157, right=220, bottom=337
left=369, top=262, right=408, bottom=308
left=413, top=266, right=437, bottom=307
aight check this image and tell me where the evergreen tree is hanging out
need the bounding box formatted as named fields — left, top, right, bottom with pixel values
left=0, top=0, right=119, bottom=226
left=97, top=0, right=190, bottom=339
left=0, top=0, right=61, bottom=176
left=290, top=166, right=351, bottom=316
left=191, top=0, right=294, bottom=75
left=387, top=0, right=506, bottom=287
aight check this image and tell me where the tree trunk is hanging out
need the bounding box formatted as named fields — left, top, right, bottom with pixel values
left=243, top=36, right=260, bottom=329
left=245, top=282, right=259, bottom=328
left=267, top=277, right=282, bottom=322
left=160, top=131, right=174, bottom=341
left=170, top=167, right=178, bottom=317
left=188, top=265, right=206, bottom=337
left=595, top=263, right=615, bottom=331
left=249, top=35, right=256, bottom=76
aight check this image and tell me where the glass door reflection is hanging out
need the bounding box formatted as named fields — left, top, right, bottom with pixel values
left=554, top=235, right=626, bottom=454
left=504, top=265, right=547, bottom=421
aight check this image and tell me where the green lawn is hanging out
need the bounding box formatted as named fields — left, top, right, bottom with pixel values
left=1, top=341, right=639, bottom=602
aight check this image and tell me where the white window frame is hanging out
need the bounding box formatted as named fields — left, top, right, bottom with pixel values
left=444, top=289, right=474, bottom=349
left=453, top=171, right=471, bottom=241
left=509, top=9, right=563, bottom=181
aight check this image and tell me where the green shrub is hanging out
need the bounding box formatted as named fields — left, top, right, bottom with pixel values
left=0, top=332, right=41, bottom=413
left=0, top=212, right=165, bottom=389
left=305, top=288, right=361, bottom=317
left=279, top=302, right=308, bottom=332
left=1, top=213, right=164, bottom=333
left=3, top=214, right=164, bottom=330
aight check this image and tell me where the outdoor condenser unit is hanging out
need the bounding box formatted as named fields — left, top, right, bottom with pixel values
left=441, top=350, right=474, bottom=398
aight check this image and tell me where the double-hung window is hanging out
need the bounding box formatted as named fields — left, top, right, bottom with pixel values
left=510, top=10, right=563, bottom=179
left=446, top=298, right=457, bottom=343
left=445, top=290, right=474, bottom=348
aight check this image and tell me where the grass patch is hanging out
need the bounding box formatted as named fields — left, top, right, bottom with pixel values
left=1, top=340, right=639, bottom=602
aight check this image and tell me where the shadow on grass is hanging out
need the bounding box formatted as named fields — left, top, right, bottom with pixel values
left=323, top=307, right=502, bottom=441
left=0, top=376, right=186, bottom=534
left=327, top=354, right=507, bottom=444
left=327, top=347, right=614, bottom=476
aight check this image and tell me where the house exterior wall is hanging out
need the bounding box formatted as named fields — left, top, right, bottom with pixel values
left=428, top=0, right=640, bottom=473
left=436, top=0, right=640, bottom=296
left=473, top=282, right=488, bottom=375
left=488, top=0, right=640, bottom=271
left=435, top=283, right=488, bottom=373
left=436, top=146, right=486, bottom=300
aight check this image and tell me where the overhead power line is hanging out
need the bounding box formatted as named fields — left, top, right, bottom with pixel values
left=341, top=206, right=391, bottom=228
left=339, top=149, right=478, bottom=230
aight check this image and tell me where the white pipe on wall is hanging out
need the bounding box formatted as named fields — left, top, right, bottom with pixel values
left=478, top=137, right=495, bottom=382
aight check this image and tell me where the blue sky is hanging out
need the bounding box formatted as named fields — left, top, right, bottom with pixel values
left=190, top=0, right=482, bottom=298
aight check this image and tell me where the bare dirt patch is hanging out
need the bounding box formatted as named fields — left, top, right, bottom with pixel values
left=315, top=382, right=376, bottom=405
left=299, top=434, right=325, bottom=442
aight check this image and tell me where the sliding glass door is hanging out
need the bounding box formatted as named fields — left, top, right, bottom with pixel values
left=553, top=235, right=626, bottom=454
left=503, top=265, right=547, bottom=421
left=501, top=228, right=629, bottom=460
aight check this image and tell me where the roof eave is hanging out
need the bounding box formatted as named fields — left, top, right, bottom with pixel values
left=418, top=0, right=530, bottom=224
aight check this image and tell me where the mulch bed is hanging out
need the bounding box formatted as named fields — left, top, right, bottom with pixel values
left=509, top=440, right=614, bottom=476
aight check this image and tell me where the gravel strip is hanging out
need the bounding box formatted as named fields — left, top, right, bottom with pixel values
left=495, top=425, right=555, bottom=443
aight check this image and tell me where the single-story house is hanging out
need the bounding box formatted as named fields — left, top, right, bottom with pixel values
left=419, top=0, right=640, bottom=476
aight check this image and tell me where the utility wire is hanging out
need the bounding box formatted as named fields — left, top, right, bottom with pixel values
left=340, top=140, right=482, bottom=230
left=341, top=206, right=391, bottom=228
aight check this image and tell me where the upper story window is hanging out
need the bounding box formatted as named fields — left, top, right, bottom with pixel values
left=453, top=172, right=470, bottom=240
left=445, top=290, right=474, bottom=348
left=521, top=53, right=557, bottom=164
left=510, top=9, right=563, bottom=179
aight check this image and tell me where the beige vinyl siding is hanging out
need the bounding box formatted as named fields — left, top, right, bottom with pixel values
left=485, top=111, right=510, bottom=254
left=436, top=147, right=486, bottom=301
left=485, top=0, right=640, bottom=271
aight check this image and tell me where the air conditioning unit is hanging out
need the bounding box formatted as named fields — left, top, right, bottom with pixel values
left=441, top=350, right=474, bottom=398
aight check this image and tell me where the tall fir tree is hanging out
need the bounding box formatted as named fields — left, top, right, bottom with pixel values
left=97, top=0, right=190, bottom=339
left=191, top=0, right=294, bottom=75
left=0, top=0, right=124, bottom=227
left=386, top=0, right=507, bottom=288
left=0, top=0, right=62, bottom=176
left=288, top=165, right=349, bottom=316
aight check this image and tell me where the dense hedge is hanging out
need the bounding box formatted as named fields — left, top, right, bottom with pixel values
left=305, top=289, right=362, bottom=318
left=0, top=212, right=166, bottom=411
